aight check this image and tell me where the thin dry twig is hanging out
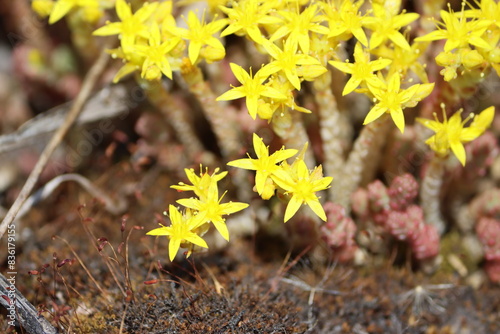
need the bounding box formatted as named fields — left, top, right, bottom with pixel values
left=9, top=173, right=127, bottom=222
left=0, top=84, right=129, bottom=156
left=0, top=44, right=112, bottom=239
left=119, top=301, right=130, bottom=334
left=54, top=235, right=110, bottom=302
left=280, top=262, right=343, bottom=331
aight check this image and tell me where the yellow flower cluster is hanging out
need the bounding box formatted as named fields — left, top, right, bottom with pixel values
left=329, top=42, right=434, bottom=133
left=147, top=167, right=248, bottom=261
left=416, top=1, right=500, bottom=81
left=215, top=0, right=435, bottom=129
left=36, top=0, right=441, bottom=129
left=417, top=105, right=495, bottom=166
left=92, top=0, right=228, bottom=82
left=32, top=0, right=114, bottom=24
left=32, top=0, right=498, bottom=262
left=228, top=134, right=332, bottom=222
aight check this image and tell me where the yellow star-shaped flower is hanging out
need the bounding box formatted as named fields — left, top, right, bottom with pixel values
left=171, top=11, right=227, bottom=65
left=416, top=106, right=495, bottom=166
left=270, top=3, right=329, bottom=54
left=171, top=166, right=228, bottom=201
left=147, top=205, right=208, bottom=262
left=216, top=63, right=287, bottom=119
left=329, top=43, right=392, bottom=95
left=177, top=183, right=248, bottom=241
left=93, top=0, right=158, bottom=52
left=364, top=3, right=419, bottom=50
left=365, top=74, right=434, bottom=133
left=415, top=5, right=491, bottom=52
left=323, top=0, right=370, bottom=46
left=134, top=22, right=181, bottom=81
left=271, top=159, right=333, bottom=223
left=219, top=0, right=280, bottom=44
left=260, top=38, right=325, bottom=91
left=228, top=133, right=298, bottom=199
left=463, top=0, right=500, bottom=29
left=48, top=0, right=103, bottom=24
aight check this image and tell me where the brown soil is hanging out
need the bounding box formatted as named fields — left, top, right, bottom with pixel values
left=1, top=165, right=499, bottom=334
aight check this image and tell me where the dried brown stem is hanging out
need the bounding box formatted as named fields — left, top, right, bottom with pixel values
left=54, top=235, right=109, bottom=299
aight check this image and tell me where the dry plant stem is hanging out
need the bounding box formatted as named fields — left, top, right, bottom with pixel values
left=124, top=227, right=135, bottom=294
left=0, top=45, right=111, bottom=240
left=119, top=302, right=130, bottom=334
left=80, top=220, right=127, bottom=297
left=336, top=118, right=390, bottom=211
left=180, top=61, right=242, bottom=158
left=15, top=173, right=127, bottom=221
left=313, top=72, right=346, bottom=199
left=420, top=154, right=446, bottom=235
left=272, top=108, right=315, bottom=167
left=54, top=236, right=109, bottom=299
left=103, top=256, right=127, bottom=297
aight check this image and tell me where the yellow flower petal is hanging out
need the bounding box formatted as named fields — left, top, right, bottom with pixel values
left=210, top=219, right=228, bottom=241
left=307, top=199, right=327, bottom=221
left=168, top=238, right=181, bottom=261
left=115, top=0, right=131, bottom=21
left=390, top=107, right=405, bottom=133
left=146, top=226, right=170, bottom=236
left=284, top=195, right=302, bottom=223
left=49, top=0, right=73, bottom=24
left=450, top=140, right=467, bottom=166
left=364, top=105, right=387, bottom=125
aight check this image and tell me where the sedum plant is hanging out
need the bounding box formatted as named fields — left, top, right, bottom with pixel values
left=30, top=0, right=500, bottom=283
left=149, top=166, right=248, bottom=261
left=228, top=134, right=333, bottom=222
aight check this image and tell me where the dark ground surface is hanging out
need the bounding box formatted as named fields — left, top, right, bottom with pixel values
left=0, top=167, right=499, bottom=334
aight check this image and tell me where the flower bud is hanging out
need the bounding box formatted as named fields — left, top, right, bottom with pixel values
left=441, top=66, right=457, bottom=81
left=201, top=46, right=226, bottom=63
left=462, top=49, right=484, bottom=69
left=260, top=177, right=276, bottom=200
left=435, top=51, right=456, bottom=67
left=488, top=48, right=500, bottom=63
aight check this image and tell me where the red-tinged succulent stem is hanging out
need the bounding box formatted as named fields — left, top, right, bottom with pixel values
left=420, top=154, right=446, bottom=235
left=337, top=117, right=390, bottom=211
left=138, top=78, right=211, bottom=164
left=180, top=58, right=242, bottom=159
left=271, top=108, right=315, bottom=167
left=313, top=72, right=347, bottom=201
left=180, top=59, right=252, bottom=201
